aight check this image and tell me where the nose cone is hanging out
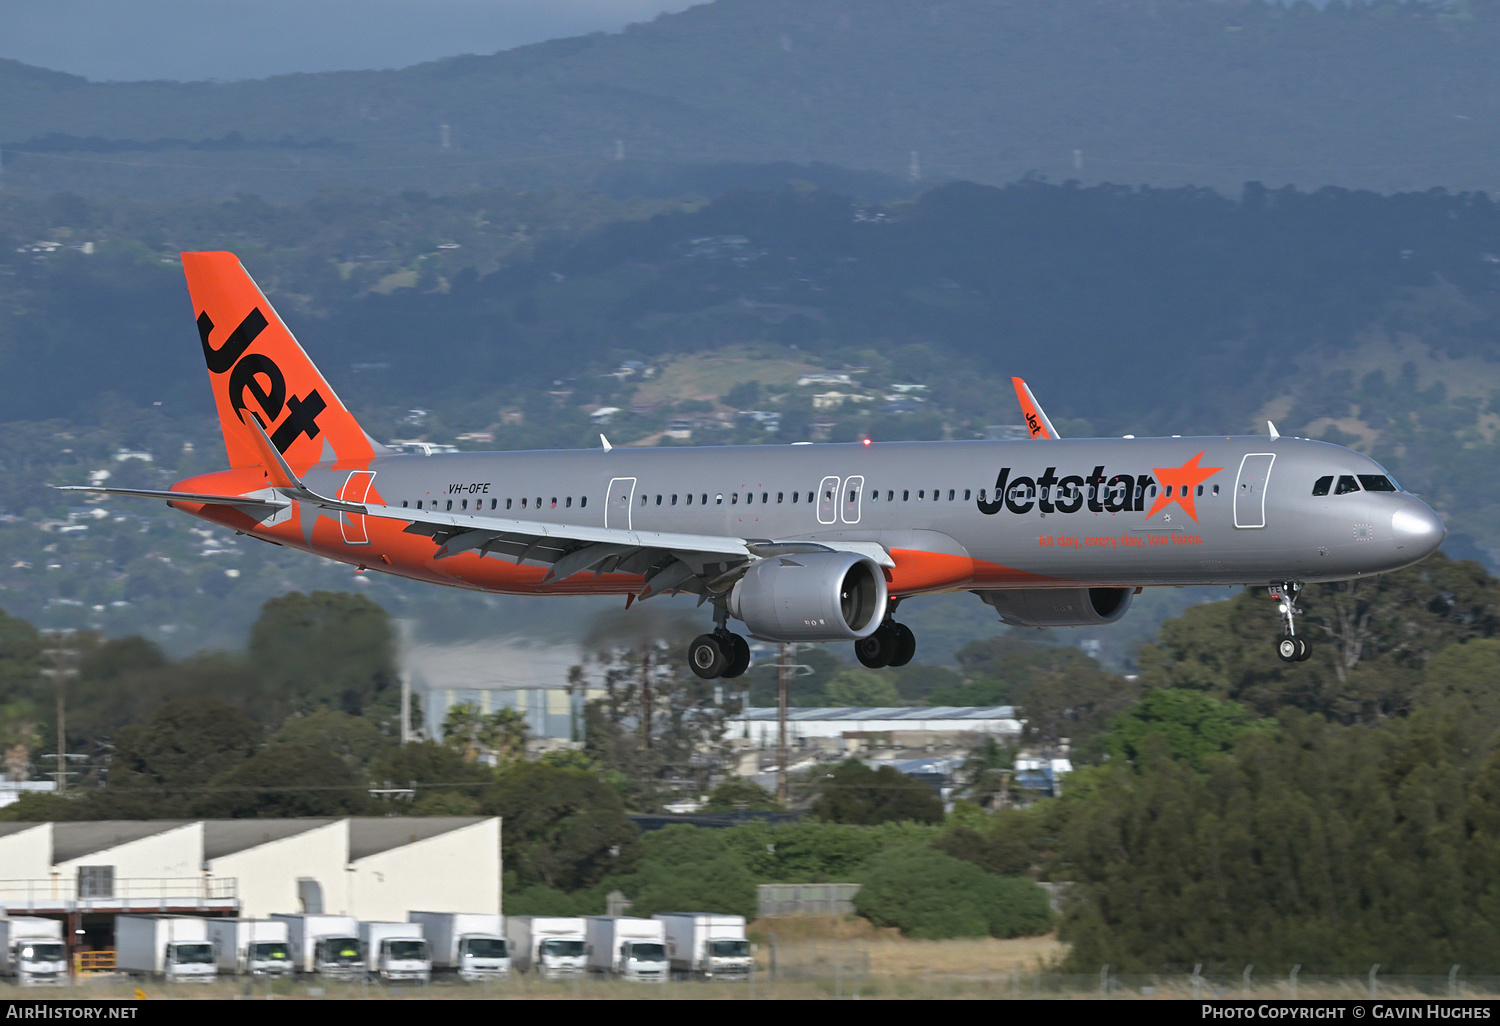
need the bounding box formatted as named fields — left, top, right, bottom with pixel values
left=1391, top=500, right=1445, bottom=560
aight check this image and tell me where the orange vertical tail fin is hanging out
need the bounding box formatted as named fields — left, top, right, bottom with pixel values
left=182, top=252, right=381, bottom=471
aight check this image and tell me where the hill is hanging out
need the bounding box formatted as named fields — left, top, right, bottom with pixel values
left=3, top=0, right=1500, bottom=201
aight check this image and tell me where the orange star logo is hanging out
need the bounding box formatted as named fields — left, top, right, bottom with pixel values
left=1144, top=452, right=1223, bottom=522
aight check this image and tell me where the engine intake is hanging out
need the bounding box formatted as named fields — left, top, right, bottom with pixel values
left=973, top=587, right=1134, bottom=628
left=729, top=551, right=888, bottom=642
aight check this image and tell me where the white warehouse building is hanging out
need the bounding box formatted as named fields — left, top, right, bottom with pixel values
left=729, top=706, right=1023, bottom=751
left=0, top=817, right=501, bottom=955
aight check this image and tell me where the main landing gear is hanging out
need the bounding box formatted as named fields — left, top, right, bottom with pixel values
left=688, top=606, right=751, bottom=680
left=1273, top=582, right=1313, bottom=663
left=854, top=610, right=916, bottom=670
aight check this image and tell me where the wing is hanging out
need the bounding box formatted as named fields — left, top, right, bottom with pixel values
left=247, top=413, right=891, bottom=600
left=54, top=485, right=288, bottom=512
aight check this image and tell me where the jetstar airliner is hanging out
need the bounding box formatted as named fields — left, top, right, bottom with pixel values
left=62, top=253, right=1446, bottom=677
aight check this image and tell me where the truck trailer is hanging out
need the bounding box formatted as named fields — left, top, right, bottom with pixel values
left=654, top=913, right=753, bottom=980
left=505, top=917, right=587, bottom=979
left=407, top=912, right=509, bottom=981
left=359, top=921, right=431, bottom=982
left=584, top=916, right=669, bottom=982
left=208, top=919, right=294, bottom=976
left=0, top=917, right=67, bottom=986
left=270, top=914, right=365, bottom=978
left=114, top=915, right=216, bottom=983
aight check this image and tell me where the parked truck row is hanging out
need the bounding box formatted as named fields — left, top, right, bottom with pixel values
left=2, top=910, right=750, bottom=985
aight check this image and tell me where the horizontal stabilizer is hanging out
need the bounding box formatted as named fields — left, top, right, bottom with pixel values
left=54, top=485, right=288, bottom=510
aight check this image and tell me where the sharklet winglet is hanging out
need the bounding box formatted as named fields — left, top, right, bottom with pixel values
left=241, top=412, right=367, bottom=515
left=1011, top=377, right=1059, bottom=439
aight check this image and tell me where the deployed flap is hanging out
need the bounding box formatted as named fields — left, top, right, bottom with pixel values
left=1012, top=377, right=1059, bottom=439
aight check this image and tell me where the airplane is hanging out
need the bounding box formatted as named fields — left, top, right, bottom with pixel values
left=61, top=252, right=1447, bottom=678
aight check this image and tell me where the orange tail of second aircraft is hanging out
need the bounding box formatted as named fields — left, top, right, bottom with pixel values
left=182, top=251, right=379, bottom=472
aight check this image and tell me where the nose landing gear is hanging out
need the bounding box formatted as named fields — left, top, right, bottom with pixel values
left=1273, top=582, right=1312, bottom=662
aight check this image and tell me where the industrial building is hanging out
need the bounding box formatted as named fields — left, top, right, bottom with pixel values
left=0, top=817, right=500, bottom=960
left=728, top=706, right=1022, bottom=752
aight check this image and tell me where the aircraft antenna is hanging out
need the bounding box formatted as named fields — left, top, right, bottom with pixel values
left=600, top=434, right=613, bottom=451
left=1267, top=421, right=1280, bottom=440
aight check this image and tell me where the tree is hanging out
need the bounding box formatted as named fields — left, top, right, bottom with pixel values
left=611, top=825, right=757, bottom=920
left=702, top=777, right=781, bottom=812
left=1108, top=689, right=1276, bottom=772
left=809, top=760, right=943, bottom=826
left=247, top=591, right=399, bottom=722
left=194, top=744, right=375, bottom=818
left=823, top=669, right=900, bottom=706
left=440, top=704, right=528, bottom=765
left=368, top=740, right=492, bottom=813
left=855, top=846, right=1050, bottom=939
left=483, top=761, right=641, bottom=891
left=104, top=699, right=261, bottom=816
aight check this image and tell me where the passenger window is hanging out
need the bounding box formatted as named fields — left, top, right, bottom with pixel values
left=536, top=497, right=542, bottom=509
left=777, top=492, right=784, bottom=503
left=903, top=490, right=910, bottom=501
left=701, top=494, right=707, bottom=505
left=1358, top=475, right=1397, bottom=492
left=731, top=493, right=738, bottom=504
left=870, top=491, right=878, bottom=502
left=565, top=497, right=572, bottom=508
left=918, top=490, right=925, bottom=500
left=446, top=500, right=453, bottom=511
left=1312, top=476, right=1333, bottom=497
left=1211, top=485, right=1219, bottom=496
left=521, top=498, right=528, bottom=508
left=806, top=492, right=814, bottom=503
left=762, top=492, right=768, bottom=503
left=1196, top=485, right=1203, bottom=497
left=402, top=500, right=408, bottom=508
left=716, top=494, right=723, bottom=505
left=671, top=494, right=677, bottom=505
left=551, top=498, right=557, bottom=508
left=655, top=495, right=662, bottom=505
left=580, top=496, right=586, bottom=508
left=1335, top=475, right=1361, bottom=495
left=964, top=490, right=971, bottom=501
left=417, top=500, right=423, bottom=509
left=948, top=489, right=955, bottom=501
left=506, top=498, right=513, bottom=509
left=791, top=492, right=797, bottom=503
left=640, top=495, right=648, bottom=506
left=685, top=493, right=693, bottom=505
left=745, top=492, right=753, bottom=505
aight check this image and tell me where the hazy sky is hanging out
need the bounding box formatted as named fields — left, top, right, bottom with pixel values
left=0, top=1, right=705, bottom=82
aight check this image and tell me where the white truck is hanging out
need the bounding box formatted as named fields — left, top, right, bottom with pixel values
left=359, top=921, right=431, bottom=982
left=208, top=919, right=294, bottom=976
left=655, top=913, right=753, bottom=980
left=584, top=916, right=669, bottom=982
left=505, top=916, right=587, bottom=979
left=115, top=915, right=217, bottom=983
left=0, top=917, right=67, bottom=987
left=407, top=912, right=509, bottom=981
left=270, top=914, right=365, bottom=978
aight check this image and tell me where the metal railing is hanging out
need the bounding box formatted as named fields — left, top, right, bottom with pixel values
left=0, top=877, right=237, bottom=910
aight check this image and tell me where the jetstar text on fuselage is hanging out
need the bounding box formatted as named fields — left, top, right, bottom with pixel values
left=976, top=452, right=1224, bottom=523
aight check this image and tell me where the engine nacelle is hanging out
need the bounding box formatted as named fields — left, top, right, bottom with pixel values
left=974, top=587, right=1134, bottom=628
left=728, top=551, right=888, bottom=642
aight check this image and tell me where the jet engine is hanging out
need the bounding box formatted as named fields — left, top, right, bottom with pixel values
left=973, top=587, right=1134, bottom=628
left=728, top=551, right=888, bottom=642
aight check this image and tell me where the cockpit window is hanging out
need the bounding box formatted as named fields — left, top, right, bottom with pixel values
left=1358, top=475, right=1397, bottom=492
left=1312, top=476, right=1333, bottom=497
left=1334, top=475, right=1361, bottom=495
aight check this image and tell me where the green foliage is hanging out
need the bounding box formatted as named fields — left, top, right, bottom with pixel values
left=1108, top=689, right=1276, bottom=772
left=247, top=591, right=399, bottom=721
left=809, top=760, right=944, bottom=826
left=610, top=825, right=758, bottom=920
left=268, top=708, right=393, bottom=771
left=441, top=703, right=528, bottom=766
left=483, top=761, right=641, bottom=891
left=702, top=777, right=781, bottom=813
left=195, top=744, right=374, bottom=818
left=822, top=669, right=900, bottom=707
left=719, top=820, right=942, bottom=882
left=854, top=846, right=1051, bottom=939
